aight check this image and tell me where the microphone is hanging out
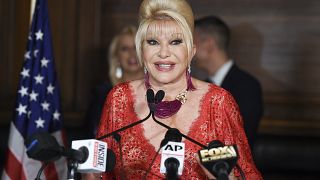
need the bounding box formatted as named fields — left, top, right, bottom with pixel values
left=25, top=132, right=87, bottom=163
left=147, top=88, right=156, bottom=112
left=71, top=139, right=112, bottom=173
left=154, top=90, right=165, bottom=104
left=96, top=89, right=154, bottom=140
left=147, top=89, right=165, bottom=112
left=162, top=128, right=182, bottom=145
left=25, top=132, right=116, bottom=173
left=160, top=128, right=185, bottom=179
left=25, top=132, right=62, bottom=162
left=198, top=140, right=239, bottom=180
left=143, top=128, right=182, bottom=180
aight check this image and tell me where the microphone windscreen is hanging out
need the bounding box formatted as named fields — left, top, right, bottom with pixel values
left=160, top=128, right=182, bottom=148
left=155, top=90, right=165, bottom=103
left=165, top=128, right=182, bottom=142
left=164, top=157, right=180, bottom=170
left=147, top=89, right=156, bottom=112
left=146, top=89, right=155, bottom=103
left=25, top=132, right=61, bottom=162
left=208, top=140, right=224, bottom=148
left=106, top=149, right=116, bottom=172
left=77, top=146, right=89, bottom=163
left=165, top=157, right=180, bottom=179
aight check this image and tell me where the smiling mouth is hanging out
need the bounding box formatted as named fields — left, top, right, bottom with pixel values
left=155, top=63, right=175, bottom=71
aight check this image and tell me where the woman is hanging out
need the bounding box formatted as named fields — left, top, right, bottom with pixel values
left=96, top=0, right=262, bottom=179
left=108, top=26, right=144, bottom=86
left=85, top=26, right=144, bottom=138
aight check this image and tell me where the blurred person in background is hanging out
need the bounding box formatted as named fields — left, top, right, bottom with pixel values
left=194, top=15, right=263, bottom=149
left=85, top=26, right=144, bottom=138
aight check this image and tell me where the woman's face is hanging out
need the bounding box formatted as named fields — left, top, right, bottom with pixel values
left=142, top=20, right=192, bottom=86
left=117, top=34, right=141, bottom=73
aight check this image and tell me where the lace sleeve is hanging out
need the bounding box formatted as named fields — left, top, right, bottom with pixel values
left=96, top=83, right=131, bottom=179
left=96, top=83, right=130, bottom=139
left=220, top=90, right=263, bottom=179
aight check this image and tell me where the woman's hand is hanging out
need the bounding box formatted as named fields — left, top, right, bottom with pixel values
left=195, top=154, right=238, bottom=180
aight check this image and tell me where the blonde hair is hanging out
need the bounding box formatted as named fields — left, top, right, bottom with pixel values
left=109, top=26, right=137, bottom=86
left=135, top=0, right=194, bottom=65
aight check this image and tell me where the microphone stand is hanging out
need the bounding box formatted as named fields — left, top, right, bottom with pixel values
left=67, top=159, right=78, bottom=180
left=35, top=162, right=48, bottom=180
left=151, top=113, right=207, bottom=149
left=97, top=111, right=152, bottom=140
left=97, top=89, right=156, bottom=141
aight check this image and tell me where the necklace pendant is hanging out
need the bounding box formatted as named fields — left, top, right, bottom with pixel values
left=175, top=90, right=187, bottom=104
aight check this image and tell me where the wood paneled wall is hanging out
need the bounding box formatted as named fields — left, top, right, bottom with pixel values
left=1, top=0, right=320, bottom=136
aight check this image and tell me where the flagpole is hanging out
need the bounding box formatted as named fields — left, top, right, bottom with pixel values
left=30, top=0, right=36, bottom=23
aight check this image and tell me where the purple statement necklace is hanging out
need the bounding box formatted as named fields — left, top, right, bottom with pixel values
left=145, top=69, right=195, bottom=119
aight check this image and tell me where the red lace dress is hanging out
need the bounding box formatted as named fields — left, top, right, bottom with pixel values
left=97, top=82, right=262, bottom=180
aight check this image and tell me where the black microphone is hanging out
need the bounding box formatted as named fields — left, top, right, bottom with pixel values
left=164, top=158, right=180, bottom=180
left=198, top=140, right=239, bottom=180
left=155, top=90, right=165, bottom=103
left=162, top=128, right=182, bottom=144
left=148, top=89, right=165, bottom=112
left=163, top=129, right=183, bottom=180
left=25, top=132, right=116, bottom=173
left=147, top=88, right=156, bottom=112
left=143, top=128, right=182, bottom=180
left=25, top=132, right=87, bottom=163
left=160, top=128, right=184, bottom=180
left=96, top=89, right=154, bottom=140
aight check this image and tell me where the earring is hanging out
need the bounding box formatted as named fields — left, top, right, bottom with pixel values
left=186, top=64, right=195, bottom=91
left=144, top=67, right=151, bottom=89
left=116, top=67, right=122, bottom=79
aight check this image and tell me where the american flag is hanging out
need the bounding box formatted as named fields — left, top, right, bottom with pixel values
left=2, top=0, right=67, bottom=179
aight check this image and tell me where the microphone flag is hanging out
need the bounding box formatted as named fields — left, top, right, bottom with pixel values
left=160, top=141, right=185, bottom=175
left=72, top=139, right=108, bottom=173
left=198, top=144, right=238, bottom=179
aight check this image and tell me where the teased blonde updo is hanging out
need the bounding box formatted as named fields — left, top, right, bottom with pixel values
left=135, top=0, right=195, bottom=65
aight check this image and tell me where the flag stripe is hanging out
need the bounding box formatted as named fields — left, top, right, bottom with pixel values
left=4, top=149, right=26, bottom=180
left=44, top=163, right=59, bottom=180
left=7, top=122, right=44, bottom=179
left=7, top=122, right=25, bottom=163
